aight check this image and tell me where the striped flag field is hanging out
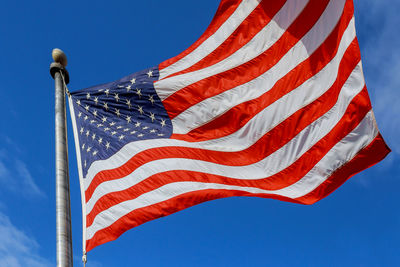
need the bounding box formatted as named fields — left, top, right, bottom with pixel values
left=68, top=0, right=390, bottom=252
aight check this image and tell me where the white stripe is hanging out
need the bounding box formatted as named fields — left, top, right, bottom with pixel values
left=86, top=110, right=378, bottom=240
left=159, top=0, right=261, bottom=79
left=86, top=62, right=364, bottom=213
left=172, top=16, right=356, bottom=134
left=155, top=0, right=309, bottom=100
left=155, top=0, right=345, bottom=101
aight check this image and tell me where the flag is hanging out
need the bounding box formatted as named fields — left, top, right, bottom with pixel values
left=68, top=0, right=390, bottom=252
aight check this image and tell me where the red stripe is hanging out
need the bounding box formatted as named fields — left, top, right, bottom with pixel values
left=163, top=0, right=287, bottom=79
left=85, top=34, right=360, bottom=202
left=86, top=133, right=390, bottom=252
left=86, top=188, right=301, bottom=252
left=159, top=0, right=241, bottom=70
left=296, top=133, right=391, bottom=204
left=172, top=6, right=355, bottom=142
left=86, top=86, right=372, bottom=227
left=162, top=0, right=332, bottom=119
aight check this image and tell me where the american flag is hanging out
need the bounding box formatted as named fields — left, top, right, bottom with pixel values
left=69, top=0, right=390, bottom=252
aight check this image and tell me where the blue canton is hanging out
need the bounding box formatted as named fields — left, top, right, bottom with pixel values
left=70, top=67, right=172, bottom=177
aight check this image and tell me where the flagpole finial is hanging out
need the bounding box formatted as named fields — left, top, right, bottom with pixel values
left=52, top=48, right=68, bottom=67
left=50, top=48, right=69, bottom=84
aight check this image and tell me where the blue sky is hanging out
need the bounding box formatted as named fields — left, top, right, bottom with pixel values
left=0, top=0, right=399, bottom=266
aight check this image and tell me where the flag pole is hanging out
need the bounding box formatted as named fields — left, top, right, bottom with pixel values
left=50, top=48, right=73, bottom=267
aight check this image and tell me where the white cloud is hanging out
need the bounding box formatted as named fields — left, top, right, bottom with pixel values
left=15, top=160, right=45, bottom=197
left=0, top=211, right=51, bottom=267
left=0, top=152, right=18, bottom=191
left=0, top=160, right=12, bottom=184
left=0, top=149, right=44, bottom=198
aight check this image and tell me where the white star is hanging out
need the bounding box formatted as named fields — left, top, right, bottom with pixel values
left=150, top=129, right=156, bottom=133
left=126, top=85, right=132, bottom=92
left=123, top=128, right=130, bottom=132
left=80, top=127, right=84, bottom=134
left=76, top=99, right=81, bottom=105
left=138, top=133, right=144, bottom=137
left=149, top=95, right=155, bottom=105
left=135, top=121, right=141, bottom=127
left=98, top=89, right=104, bottom=92
left=86, top=93, right=90, bottom=99
left=116, top=126, right=123, bottom=129
left=142, top=126, right=149, bottom=130
left=138, top=105, right=144, bottom=115
left=119, top=135, right=125, bottom=141
left=109, top=122, right=116, bottom=126
left=126, top=99, right=132, bottom=109
left=92, top=150, right=98, bottom=156
left=91, top=133, right=96, bottom=140
left=130, top=78, right=136, bottom=84
left=103, top=102, right=109, bottom=110
left=105, top=142, right=110, bottom=149
left=97, top=123, right=103, bottom=128
left=78, top=112, right=82, bottom=118
left=94, top=97, right=99, bottom=105
left=86, top=130, right=90, bottom=137
left=90, top=120, right=95, bottom=124
left=130, top=130, right=137, bottom=134
left=87, top=146, right=92, bottom=152
left=81, top=143, right=85, bottom=149
left=104, top=127, right=110, bottom=132
left=149, top=112, right=156, bottom=122
left=111, top=131, right=117, bottom=136
left=102, top=116, right=107, bottom=123
left=147, top=70, right=153, bottom=77
left=115, top=109, right=120, bottom=117
left=93, top=110, right=98, bottom=117
left=105, top=89, right=110, bottom=96
left=114, top=93, right=119, bottom=102
left=84, top=160, right=87, bottom=168
left=98, top=137, right=103, bottom=144
left=157, top=133, right=164, bottom=137
left=136, top=88, right=142, bottom=98
left=85, top=105, right=90, bottom=111
left=84, top=116, right=89, bottom=121
left=126, top=116, right=132, bottom=123
left=160, top=119, right=166, bottom=127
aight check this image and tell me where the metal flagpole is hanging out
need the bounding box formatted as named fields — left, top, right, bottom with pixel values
left=50, top=48, right=73, bottom=267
